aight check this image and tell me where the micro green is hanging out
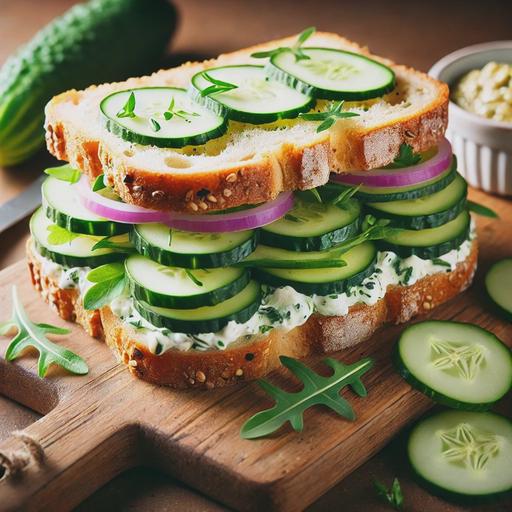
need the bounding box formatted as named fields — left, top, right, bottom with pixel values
left=330, top=184, right=362, bottom=206
left=150, top=117, right=161, bottom=132
left=387, top=143, right=421, bottom=168
left=164, top=96, right=199, bottom=121
left=240, top=355, right=373, bottom=439
left=116, top=91, right=136, bottom=118
left=309, top=188, right=323, bottom=203
left=46, top=224, right=79, bottom=245
left=91, top=174, right=107, bottom=191
left=83, top=262, right=127, bottom=310
left=0, top=286, right=88, bottom=377
left=44, top=164, right=81, bottom=184
left=299, top=101, right=360, bottom=132
left=200, top=72, right=238, bottom=97
left=374, top=478, right=404, bottom=511
left=251, top=26, right=316, bottom=61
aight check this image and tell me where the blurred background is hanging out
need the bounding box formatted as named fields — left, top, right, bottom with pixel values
left=0, top=1, right=511, bottom=511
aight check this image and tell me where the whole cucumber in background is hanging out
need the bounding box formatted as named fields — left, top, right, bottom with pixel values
left=0, top=0, right=177, bottom=167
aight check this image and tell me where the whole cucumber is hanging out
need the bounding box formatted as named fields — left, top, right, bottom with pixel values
left=0, top=0, right=177, bottom=167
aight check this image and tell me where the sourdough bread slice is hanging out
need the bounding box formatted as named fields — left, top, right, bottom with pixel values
left=45, top=32, right=449, bottom=214
left=27, top=238, right=477, bottom=390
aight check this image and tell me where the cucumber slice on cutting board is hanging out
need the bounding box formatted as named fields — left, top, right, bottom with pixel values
left=125, top=254, right=250, bottom=309
left=30, top=207, right=129, bottom=267
left=133, top=280, right=262, bottom=334
left=42, top=176, right=129, bottom=236
left=190, top=65, right=314, bottom=124
left=268, top=47, right=396, bottom=100
left=379, top=210, right=471, bottom=259
left=260, top=196, right=361, bottom=251
left=131, top=223, right=257, bottom=268
left=365, top=173, right=467, bottom=229
left=395, top=320, right=512, bottom=410
left=485, top=258, right=512, bottom=321
left=253, top=241, right=377, bottom=295
left=408, top=410, right=512, bottom=500
left=100, top=87, right=227, bottom=148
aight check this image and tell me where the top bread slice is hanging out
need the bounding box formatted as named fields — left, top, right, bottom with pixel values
left=45, top=32, right=449, bottom=214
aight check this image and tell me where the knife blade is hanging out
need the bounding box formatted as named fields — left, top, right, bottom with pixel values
left=0, top=174, right=46, bottom=234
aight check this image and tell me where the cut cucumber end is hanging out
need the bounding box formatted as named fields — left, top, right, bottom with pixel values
left=485, top=258, right=512, bottom=322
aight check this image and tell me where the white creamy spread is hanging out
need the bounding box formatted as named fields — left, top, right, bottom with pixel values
left=35, top=233, right=474, bottom=355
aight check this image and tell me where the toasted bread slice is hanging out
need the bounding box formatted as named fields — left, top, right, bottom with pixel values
left=45, top=32, right=448, bottom=214
left=27, top=238, right=477, bottom=389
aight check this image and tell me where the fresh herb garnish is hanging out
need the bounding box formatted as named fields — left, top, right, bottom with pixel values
left=117, top=91, right=136, bottom=118
left=467, top=200, right=499, bottom=218
left=0, top=286, right=88, bottom=377
left=284, top=213, right=307, bottom=223
left=240, top=355, right=373, bottom=439
left=259, top=325, right=274, bottom=334
left=163, top=97, right=199, bottom=121
left=46, top=224, right=79, bottom=245
left=44, top=164, right=81, bottom=184
left=299, top=100, right=359, bottom=133
left=83, top=263, right=126, bottom=310
left=91, top=235, right=135, bottom=253
left=200, top=72, right=238, bottom=97
left=330, top=184, right=362, bottom=206
left=91, top=174, right=107, bottom=191
left=387, top=143, right=421, bottom=168
left=432, top=258, right=451, bottom=268
left=150, top=117, right=161, bottom=132
left=374, top=478, right=404, bottom=511
left=185, top=269, right=203, bottom=287
left=309, top=188, right=322, bottom=203
left=251, top=26, right=316, bottom=61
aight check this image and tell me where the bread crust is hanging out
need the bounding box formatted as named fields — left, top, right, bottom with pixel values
left=44, top=32, right=449, bottom=214
left=27, top=239, right=477, bottom=389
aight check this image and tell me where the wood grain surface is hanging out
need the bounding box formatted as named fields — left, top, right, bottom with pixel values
left=1, top=1, right=512, bottom=511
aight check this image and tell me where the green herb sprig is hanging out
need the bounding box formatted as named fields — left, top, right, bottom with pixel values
left=374, top=478, right=404, bottom=511
left=240, top=355, right=373, bottom=439
left=330, top=184, right=362, bottom=206
left=185, top=269, right=203, bottom=287
left=150, top=117, right=161, bottom=132
left=299, top=101, right=360, bottom=132
left=251, top=26, right=316, bottom=61
left=44, top=164, right=81, bottom=184
left=117, top=91, right=136, bottom=118
left=91, top=235, right=135, bottom=253
left=83, top=263, right=126, bottom=310
left=0, top=286, right=88, bottom=377
left=164, top=97, right=199, bottom=121
left=387, top=143, right=421, bottom=168
left=467, top=200, right=499, bottom=218
left=47, top=224, right=79, bottom=245
left=200, top=72, right=238, bottom=97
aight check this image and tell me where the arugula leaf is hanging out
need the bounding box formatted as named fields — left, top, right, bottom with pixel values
left=92, top=174, right=107, bottom=191
left=387, top=143, right=421, bottom=168
left=83, top=263, right=126, bottom=310
left=374, top=478, right=404, bottom=511
left=91, top=235, right=135, bottom=253
left=117, top=91, right=136, bottom=118
left=251, top=26, right=316, bottom=61
left=467, top=200, right=499, bottom=218
left=0, top=286, right=88, bottom=377
left=331, top=184, right=362, bottom=205
left=240, top=355, right=373, bottom=439
left=299, top=101, right=359, bottom=133
left=185, top=269, right=203, bottom=287
left=200, top=72, right=238, bottom=97
left=47, top=225, right=79, bottom=245
left=44, top=164, right=81, bottom=184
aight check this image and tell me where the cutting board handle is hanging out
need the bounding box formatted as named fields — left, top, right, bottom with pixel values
left=0, top=397, right=140, bottom=512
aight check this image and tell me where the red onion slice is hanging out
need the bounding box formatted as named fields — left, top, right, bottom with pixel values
left=330, top=138, right=452, bottom=188
left=76, top=176, right=293, bottom=232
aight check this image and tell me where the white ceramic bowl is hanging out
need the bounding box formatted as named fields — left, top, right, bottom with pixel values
left=429, top=41, right=512, bottom=196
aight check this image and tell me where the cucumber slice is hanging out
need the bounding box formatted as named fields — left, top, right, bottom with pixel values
left=408, top=410, right=512, bottom=500
left=395, top=320, right=512, bottom=410
left=42, top=176, right=129, bottom=236
left=190, top=65, right=314, bottom=124
left=125, top=254, right=250, bottom=309
left=131, top=223, right=257, bottom=268
left=366, top=173, right=468, bottom=229
left=30, top=207, right=128, bottom=267
left=378, top=210, right=471, bottom=259
left=100, top=87, right=227, bottom=148
left=260, top=196, right=361, bottom=251
left=133, top=280, right=262, bottom=334
left=253, top=242, right=377, bottom=295
left=268, top=47, right=395, bottom=100
left=354, top=163, right=457, bottom=203
left=485, top=259, right=512, bottom=321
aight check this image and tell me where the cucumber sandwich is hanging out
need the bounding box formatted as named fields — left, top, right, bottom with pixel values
left=27, top=29, right=480, bottom=389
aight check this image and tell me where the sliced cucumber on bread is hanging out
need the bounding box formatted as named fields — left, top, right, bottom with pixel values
left=485, top=258, right=512, bottom=321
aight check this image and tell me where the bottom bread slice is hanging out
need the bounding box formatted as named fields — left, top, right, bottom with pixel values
left=27, top=239, right=478, bottom=389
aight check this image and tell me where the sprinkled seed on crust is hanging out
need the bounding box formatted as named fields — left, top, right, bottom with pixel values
left=198, top=201, right=208, bottom=210
left=195, top=371, right=206, bottom=383
left=235, top=368, right=243, bottom=377
left=132, top=185, right=143, bottom=192
left=185, top=190, right=194, bottom=201
left=425, top=294, right=433, bottom=301
left=223, top=188, right=232, bottom=197
left=129, top=360, right=137, bottom=367
left=226, top=173, right=237, bottom=183
left=188, top=202, right=199, bottom=212
left=207, top=194, right=217, bottom=203
left=152, top=190, right=164, bottom=199
left=405, top=129, right=416, bottom=138
left=423, top=302, right=432, bottom=310
left=188, top=378, right=195, bottom=385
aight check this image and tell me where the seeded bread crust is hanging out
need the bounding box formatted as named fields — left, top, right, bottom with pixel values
left=44, top=32, right=448, bottom=214
left=27, top=239, right=477, bottom=389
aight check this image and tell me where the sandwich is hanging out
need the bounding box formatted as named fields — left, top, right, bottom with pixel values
left=27, top=30, right=477, bottom=389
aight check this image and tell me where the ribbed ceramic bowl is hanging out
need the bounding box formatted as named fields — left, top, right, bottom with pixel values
left=430, top=41, right=512, bottom=196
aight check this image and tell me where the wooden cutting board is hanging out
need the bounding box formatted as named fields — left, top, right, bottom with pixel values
left=0, top=188, right=511, bottom=512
